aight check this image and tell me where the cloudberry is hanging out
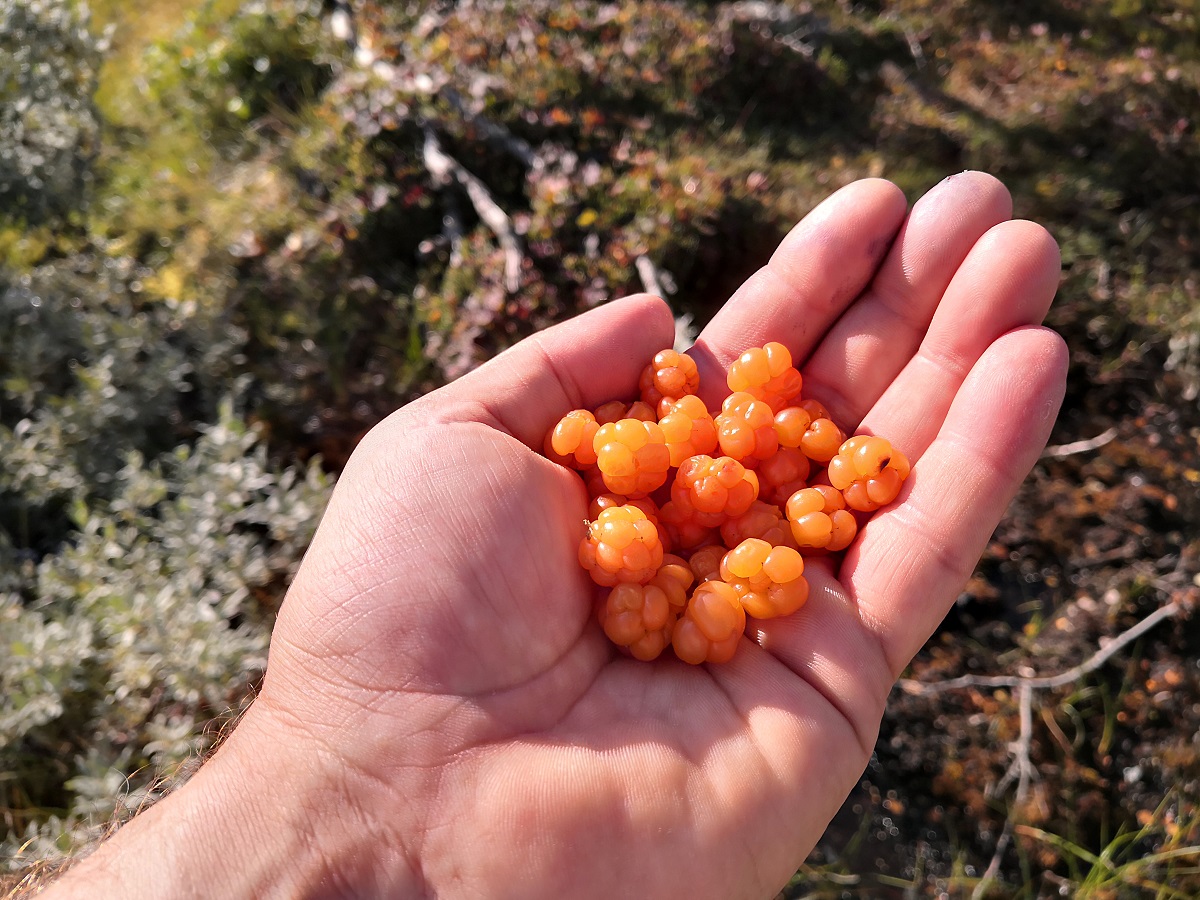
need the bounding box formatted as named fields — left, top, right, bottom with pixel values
left=715, top=392, right=779, bottom=465
left=719, top=539, right=809, bottom=620
left=658, top=499, right=718, bottom=551
left=578, top=505, right=664, bottom=587
left=720, top=499, right=797, bottom=550
left=786, top=485, right=857, bottom=551
left=598, top=582, right=674, bottom=661
left=598, top=556, right=694, bottom=662
left=589, top=494, right=669, bottom=553
left=756, top=446, right=812, bottom=505
left=593, top=418, right=671, bottom=497
left=640, top=349, right=701, bottom=415
left=827, top=435, right=911, bottom=512
left=672, top=580, right=745, bottom=665
left=773, top=405, right=813, bottom=448
left=797, top=402, right=846, bottom=464
left=656, top=553, right=696, bottom=612
left=594, top=399, right=657, bottom=424
left=544, top=409, right=599, bottom=469
left=726, top=342, right=803, bottom=411
left=687, top=544, right=727, bottom=584
left=658, top=395, right=718, bottom=467
left=671, top=454, right=760, bottom=527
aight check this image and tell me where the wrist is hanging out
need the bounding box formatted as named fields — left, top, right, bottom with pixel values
left=40, top=704, right=427, bottom=900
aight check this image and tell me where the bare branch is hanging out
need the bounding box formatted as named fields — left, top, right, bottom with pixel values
left=422, top=129, right=523, bottom=292
left=897, top=593, right=1188, bottom=896
left=635, top=255, right=664, bottom=298
left=1040, top=426, right=1119, bottom=459
left=972, top=683, right=1034, bottom=900
left=897, top=599, right=1184, bottom=696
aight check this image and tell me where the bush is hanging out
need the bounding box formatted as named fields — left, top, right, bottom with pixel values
left=0, top=0, right=106, bottom=233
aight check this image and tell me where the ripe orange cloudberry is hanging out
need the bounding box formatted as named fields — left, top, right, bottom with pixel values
left=671, top=580, right=745, bottom=665
left=827, top=435, right=911, bottom=512
left=598, top=554, right=694, bottom=662
left=715, top=392, right=779, bottom=466
left=639, top=349, right=701, bottom=416
left=756, top=446, right=812, bottom=505
left=658, top=500, right=718, bottom=551
left=594, top=399, right=657, bottom=424
left=726, top=342, right=803, bottom=411
left=786, top=485, right=857, bottom=551
left=544, top=409, right=599, bottom=469
left=773, top=404, right=813, bottom=448
left=589, top=494, right=669, bottom=553
left=578, top=505, right=664, bottom=586
left=796, top=399, right=846, bottom=464
left=719, top=538, right=809, bottom=620
left=598, top=582, right=674, bottom=661
left=593, top=418, right=671, bottom=497
left=671, top=454, right=760, bottom=527
left=720, top=499, right=797, bottom=550
left=658, top=394, right=719, bottom=467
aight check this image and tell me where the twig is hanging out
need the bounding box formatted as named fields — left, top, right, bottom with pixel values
left=897, top=599, right=1183, bottom=696
left=422, top=129, right=523, bottom=292
left=1040, top=426, right=1119, bottom=459
left=441, top=87, right=539, bottom=168
left=898, top=596, right=1187, bottom=896
left=635, top=255, right=664, bottom=298
left=972, top=682, right=1033, bottom=900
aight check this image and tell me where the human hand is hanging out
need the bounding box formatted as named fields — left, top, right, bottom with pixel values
left=45, top=173, right=1066, bottom=900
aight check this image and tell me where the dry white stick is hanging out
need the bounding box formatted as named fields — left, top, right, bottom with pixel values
left=635, top=255, right=664, bottom=298
left=897, top=599, right=1183, bottom=696
left=898, top=597, right=1185, bottom=896
left=1040, top=426, right=1119, bottom=459
left=972, top=682, right=1034, bottom=900
left=422, top=130, right=523, bottom=292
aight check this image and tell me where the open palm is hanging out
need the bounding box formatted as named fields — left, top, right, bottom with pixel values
left=251, top=173, right=1067, bottom=900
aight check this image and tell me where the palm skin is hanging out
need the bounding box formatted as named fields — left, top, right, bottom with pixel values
left=42, top=173, right=1068, bottom=900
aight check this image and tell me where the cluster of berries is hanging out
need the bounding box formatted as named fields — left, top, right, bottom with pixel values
left=544, top=344, right=909, bottom=665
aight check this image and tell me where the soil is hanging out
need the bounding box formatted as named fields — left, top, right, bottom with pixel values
left=789, top=328, right=1200, bottom=896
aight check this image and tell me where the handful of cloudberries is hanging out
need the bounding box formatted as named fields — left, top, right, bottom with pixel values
left=543, top=343, right=909, bottom=665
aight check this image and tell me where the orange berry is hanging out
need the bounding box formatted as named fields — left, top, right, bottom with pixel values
left=589, top=494, right=669, bottom=553
left=827, top=436, right=910, bottom=512
left=774, top=405, right=813, bottom=448
left=786, top=485, right=857, bottom=551
left=672, top=454, right=760, bottom=527
left=799, top=415, right=846, bottom=464
left=658, top=395, right=719, bottom=467
left=727, top=342, right=803, bottom=411
left=593, top=418, right=671, bottom=497
left=719, top=539, right=809, bottom=619
left=639, top=349, right=701, bottom=415
left=720, top=499, right=797, bottom=550
left=716, top=392, right=779, bottom=465
left=672, top=580, right=745, bottom=664
left=579, top=505, right=664, bottom=586
left=544, top=409, right=600, bottom=469
left=756, top=446, right=811, bottom=505
left=598, top=582, right=673, bottom=660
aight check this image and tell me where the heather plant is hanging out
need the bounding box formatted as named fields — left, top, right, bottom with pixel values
left=1, top=400, right=331, bottom=868
left=0, top=0, right=105, bottom=236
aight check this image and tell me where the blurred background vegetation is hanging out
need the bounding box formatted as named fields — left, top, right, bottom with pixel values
left=1, top=0, right=1198, bottom=896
